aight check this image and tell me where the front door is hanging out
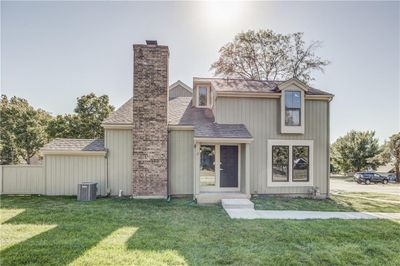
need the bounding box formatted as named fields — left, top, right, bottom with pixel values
left=199, top=144, right=239, bottom=192
left=220, top=145, right=239, bottom=188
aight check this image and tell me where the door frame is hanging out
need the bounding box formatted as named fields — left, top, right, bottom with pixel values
left=198, top=143, right=240, bottom=192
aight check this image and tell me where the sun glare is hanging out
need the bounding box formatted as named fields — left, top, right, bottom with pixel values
left=205, top=1, right=242, bottom=26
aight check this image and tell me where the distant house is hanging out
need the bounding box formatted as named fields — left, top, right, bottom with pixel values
left=376, top=162, right=395, bottom=174
left=6, top=40, right=333, bottom=203
left=169, top=80, right=192, bottom=99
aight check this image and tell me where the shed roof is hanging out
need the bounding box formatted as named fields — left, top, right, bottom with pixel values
left=41, top=138, right=105, bottom=152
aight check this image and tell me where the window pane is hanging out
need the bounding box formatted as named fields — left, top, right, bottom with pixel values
left=200, top=145, right=216, bottom=186
left=272, top=145, right=289, bottom=182
left=285, top=109, right=300, bottom=126
left=198, top=87, right=208, bottom=106
left=285, top=91, right=301, bottom=126
left=293, top=146, right=309, bottom=182
left=285, top=91, right=301, bottom=108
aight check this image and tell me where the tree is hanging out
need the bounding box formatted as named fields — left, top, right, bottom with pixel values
left=380, top=133, right=400, bottom=182
left=331, top=130, right=381, bottom=173
left=47, top=93, right=114, bottom=139
left=0, top=95, right=50, bottom=164
left=210, top=29, right=330, bottom=83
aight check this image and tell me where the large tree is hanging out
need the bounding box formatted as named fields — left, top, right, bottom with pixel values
left=331, top=130, right=382, bottom=173
left=0, top=95, right=50, bottom=164
left=380, top=133, right=400, bottom=182
left=210, top=29, right=330, bottom=83
left=47, top=93, right=114, bottom=139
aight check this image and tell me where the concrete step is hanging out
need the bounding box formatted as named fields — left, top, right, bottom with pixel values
left=196, top=193, right=249, bottom=204
left=221, top=198, right=254, bottom=209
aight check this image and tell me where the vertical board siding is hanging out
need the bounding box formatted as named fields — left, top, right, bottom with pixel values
left=215, top=97, right=329, bottom=195
left=45, top=155, right=106, bottom=195
left=105, top=129, right=133, bottom=196
left=1, top=165, right=44, bottom=194
left=168, top=130, right=194, bottom=195
left=169, top=85, right=192, bottom=99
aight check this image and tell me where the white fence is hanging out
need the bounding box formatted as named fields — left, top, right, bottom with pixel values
left=0, top=165, right=45, bottom=194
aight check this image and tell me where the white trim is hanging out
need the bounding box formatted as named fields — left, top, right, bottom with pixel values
left=194, top=137, right=253, bottom=144
left=196, top=85, right=212, bottom=108
left=216, top=91, right=281, bottom=99
left=169, top=80, right=193, bottom=93
left=102, top=124, right=133, bottom=129
left=267, top=139, right=314, bottom=187
left=198, top=143, right=241, bottom=193
left=281, top=87, right=305, bottom=134
left=41, top=150, right=107, bottom=156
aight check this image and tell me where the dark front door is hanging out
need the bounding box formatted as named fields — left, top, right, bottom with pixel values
left=220, top=145, right=239, bottom=188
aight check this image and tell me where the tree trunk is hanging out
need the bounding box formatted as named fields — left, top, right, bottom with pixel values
left=396, top=164, right=399, bottom=183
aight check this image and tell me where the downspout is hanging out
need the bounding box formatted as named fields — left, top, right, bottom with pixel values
left=104, top=148, right=110, bottom=197
left=327, top=99, right=332, bottom=198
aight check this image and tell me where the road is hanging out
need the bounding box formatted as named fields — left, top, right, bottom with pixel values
left=330, top=177, right=400, bottom=194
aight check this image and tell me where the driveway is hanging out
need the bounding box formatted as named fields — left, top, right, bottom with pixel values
left=330, top=177, right=400, bottom=194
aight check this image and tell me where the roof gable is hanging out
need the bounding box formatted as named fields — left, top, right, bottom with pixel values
left=169, top=80, right=192, bottom=93
left=277, top=78, right=309, bottom=92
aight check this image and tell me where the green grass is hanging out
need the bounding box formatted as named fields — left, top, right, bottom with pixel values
left=1, top=196, right=400, bottom=265
left=253, top=192, right=400, bottom=213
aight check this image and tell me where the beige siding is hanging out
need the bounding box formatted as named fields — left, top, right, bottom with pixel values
left=215, top=97, right=329, bottom=196
left=168, top=130, right=194, bottom=195
left=45, top=155, right=107, bottom=195
left=105, top=129, right=133, bottom=196
left=169, top=85, right=192, bottom=99
left=1, top=165, right=44, bottom=194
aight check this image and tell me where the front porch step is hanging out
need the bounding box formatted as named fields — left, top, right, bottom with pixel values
left=222, top=199, right=254, bottom=209
left=196, top=193, right=250, bottom=204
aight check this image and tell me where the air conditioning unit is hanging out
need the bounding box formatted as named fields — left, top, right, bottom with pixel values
left=77, top=182, right=97, bottom=201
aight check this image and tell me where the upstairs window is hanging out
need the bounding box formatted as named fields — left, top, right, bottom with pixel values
left=281, top=88, right=305, bottom=134
left=197, top=85, right=211, bottom=107
left=285, top=91, right=301, bottom=126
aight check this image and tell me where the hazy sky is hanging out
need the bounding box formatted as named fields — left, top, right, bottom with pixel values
left=1, top=1, right=399, bottom=142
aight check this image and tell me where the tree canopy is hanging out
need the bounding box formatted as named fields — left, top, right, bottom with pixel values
left=331, top=130, right=382, bottom=173
left=1, top=93, right=114, bottom=165
left=0, top=95, right=50, bottom=164
left=210, top=29, right=330, bottom=83
left=379, top=133, right=400, bottom=182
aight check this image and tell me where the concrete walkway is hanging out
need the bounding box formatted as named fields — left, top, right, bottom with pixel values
left=225, top=209, right=400, bottom=220
left=221, top=199, right=400, bottom=220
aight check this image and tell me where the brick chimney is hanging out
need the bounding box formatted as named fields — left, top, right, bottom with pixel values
left=132, top=41, right=169, bottom=198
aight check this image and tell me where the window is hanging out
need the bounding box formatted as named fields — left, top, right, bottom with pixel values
left=200, top=145, right=216, bottom=187
left=272, top=146, right=289, bottom=182
left=267, top=140, right=313, bottom=187
left=285, top=91, right=301, bottom=126
left=197, top=86, right=211, bottom=107
left=281, top=88, right=305, bottom=134
left=292, top=146, right=309, bottom=182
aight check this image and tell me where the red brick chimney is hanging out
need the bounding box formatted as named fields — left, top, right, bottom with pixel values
left=132, top=41, right=169, bottom=198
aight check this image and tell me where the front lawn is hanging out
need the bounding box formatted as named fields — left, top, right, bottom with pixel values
left=253, top=192, right=400, bottom=212
left=1, top=196, right=400, bottom=265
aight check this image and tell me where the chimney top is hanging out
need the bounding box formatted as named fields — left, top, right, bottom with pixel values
left=146, top=40, right=158, bottom=46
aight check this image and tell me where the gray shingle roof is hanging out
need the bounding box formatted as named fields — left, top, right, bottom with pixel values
left=42, top=138, right=105, bottom=152
left=102, top=98, right=133, bottom=125
left=194, top=123, right=252, bottom=139
left=194, top=77, right=333, bottom=96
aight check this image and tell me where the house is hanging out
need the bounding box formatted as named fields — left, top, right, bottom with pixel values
left=39, top=40, right=333, bottom=203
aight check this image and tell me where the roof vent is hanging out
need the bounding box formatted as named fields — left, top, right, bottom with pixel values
left=146, top=40, right=158, bottom=46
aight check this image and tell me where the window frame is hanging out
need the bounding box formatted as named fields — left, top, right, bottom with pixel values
left=292, top=145, right=310, bottom=182
left=281, top=87, right=305, bottom=134
left=267, top=139, right=313, bottom=187
left=271, top=145, right=290, bottom=182
left=196, top=85, right=212, bottom=108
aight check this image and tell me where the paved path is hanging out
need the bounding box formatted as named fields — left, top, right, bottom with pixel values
left=330, top=178, right=400, bottom=194
left=225, top=209, right=400, bottom=220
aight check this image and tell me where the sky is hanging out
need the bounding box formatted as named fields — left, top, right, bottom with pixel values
left=1, top=1, right=399, bottom=143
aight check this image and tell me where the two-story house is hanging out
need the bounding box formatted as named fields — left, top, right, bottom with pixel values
left=42, top=40, right=333, bottom=203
